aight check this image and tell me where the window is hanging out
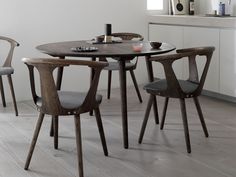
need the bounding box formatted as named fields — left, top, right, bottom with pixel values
left=147, top=0, right=168, bottom=14
left=147, top=0, right=163, bottom=10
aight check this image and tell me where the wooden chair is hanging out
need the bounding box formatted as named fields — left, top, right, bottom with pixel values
left=138, top=46, right=215, bottom=153
left=99, top=32, right=144, bottom=102
left=0, top=36, right=19, bottom=116
left=23, top=58, right=108, bottom=177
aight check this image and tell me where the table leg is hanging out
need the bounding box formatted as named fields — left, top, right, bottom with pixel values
left=118, top=60, right=128, bottom=149
left=89, top=57, right=96, bottom=116
left=145, top=56, right=159, bottom=124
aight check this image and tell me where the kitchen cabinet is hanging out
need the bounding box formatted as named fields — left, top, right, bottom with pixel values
left=220, top=29, right=236, bottom=97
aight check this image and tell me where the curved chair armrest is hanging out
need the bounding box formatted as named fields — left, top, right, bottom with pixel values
left=0, top=36, right=20, bottom=46
left=22, top=58, right=108, bottom=69
left=1, top=36, right=19, bottom=67
left=149, top=52, right=194, bottom=63
left=176, top=46, right=215, bottom=56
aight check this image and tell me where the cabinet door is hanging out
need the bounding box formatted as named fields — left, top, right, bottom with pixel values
left=149, top=24, right=184, bottom=79
left=183, top=26, right=220, bottom=92
left=220, top=29, right=236, bottom=97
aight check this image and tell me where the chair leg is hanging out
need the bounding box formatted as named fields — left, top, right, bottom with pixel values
left=53, top=116, right=59, bottom=149
left=160, top=97, right=169, bottom=130
left=153, top=96, right=159, bottom=124
left=94, top=107, right=108, bottom=156
left=107, top=70, right=112, bottom=99
left=74, top=115, right=84, bottom=177
left=24, top=112, right=45, bottom=170
left=0, top=76, right=6, bottom=107
left=129, top=70, right=142, bottom=103
left=50, top=117, right=54, bottom=137
left=193, top=97, right=209, bottom=137
left=138, top=95, right=153, bottom=144
left=179, top=98, right=191, bottom=153
left=7, top=75, right=18, bottom=116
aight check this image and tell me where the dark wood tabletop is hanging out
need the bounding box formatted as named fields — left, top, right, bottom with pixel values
left=36, top=40, right=176, bottom=149
left=36, top=40, right=176, bottom=58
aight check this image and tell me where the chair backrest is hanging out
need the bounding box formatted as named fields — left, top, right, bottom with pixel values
left=149, top=46, right=215, bottom=98
left=110, top=33, right=144, bottom=41
left=98, top=32, right=143, bottom=62
left=97, top=32, right=143, bottom=41
left=0, top=36, right=19, bottom=67
left=23, top=58, right=108, bottom=115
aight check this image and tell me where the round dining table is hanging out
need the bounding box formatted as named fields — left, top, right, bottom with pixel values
left=36, top=40, right=176, bottom=149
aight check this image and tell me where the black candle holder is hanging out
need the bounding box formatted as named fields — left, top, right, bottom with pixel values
left=105, top=24, right=112, bottom=36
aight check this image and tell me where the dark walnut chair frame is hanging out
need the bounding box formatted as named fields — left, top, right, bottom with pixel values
left=0, top=36, right=19, bottom=116
left=139, top=46, right=215, bottom=153
left=23, top=58, right=108, bottom=177
left=99, top=32, right=144, bottom=102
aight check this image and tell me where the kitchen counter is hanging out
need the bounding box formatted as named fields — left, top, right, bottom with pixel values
left=148, top=15, right=236, bottom=29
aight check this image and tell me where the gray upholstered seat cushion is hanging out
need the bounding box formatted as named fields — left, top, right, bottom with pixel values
left=144, top=79, right=199, bottom=94
left=0, top=67, right=14, bottom=75
left=104, top=61, right=135, bottom=71
left=36, top=91, right=102, bottom=110
left=58, top=91, right=102, bottom=109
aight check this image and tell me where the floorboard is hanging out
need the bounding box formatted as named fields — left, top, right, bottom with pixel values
left=0, top=85, right=236, bottom=177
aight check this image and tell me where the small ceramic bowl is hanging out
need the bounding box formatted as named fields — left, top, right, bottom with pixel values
left=150, top=42, right=162, bottom=49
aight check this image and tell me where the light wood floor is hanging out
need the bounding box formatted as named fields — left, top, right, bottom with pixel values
left=1, top=86, right=236, bottom=177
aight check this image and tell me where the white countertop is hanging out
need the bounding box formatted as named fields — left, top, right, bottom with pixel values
left=148, top=15, right=236, bottom=29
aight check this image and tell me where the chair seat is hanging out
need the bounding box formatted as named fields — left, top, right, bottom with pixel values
left=0, top=67, right=14, bottom=75
left=36, top=91, right=102, bottom=110
left=104, top=62, right=135, bottom=71
left=144, top=79, right=199, bottom=95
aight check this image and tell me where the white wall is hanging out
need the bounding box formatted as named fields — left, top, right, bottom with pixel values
left=0, top=0, right=148, bottom=102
